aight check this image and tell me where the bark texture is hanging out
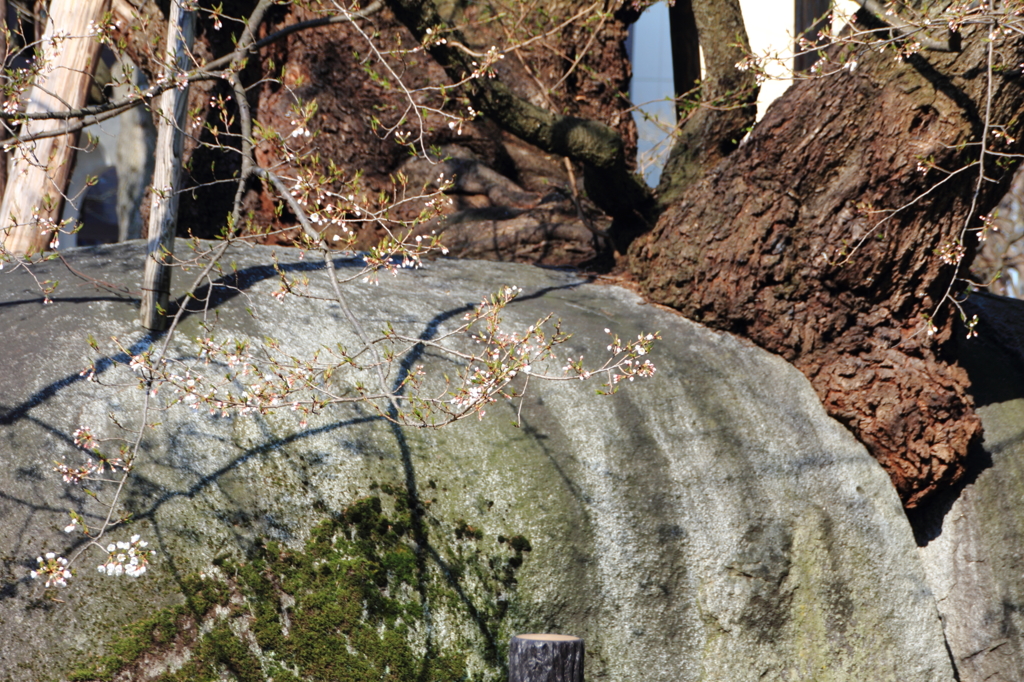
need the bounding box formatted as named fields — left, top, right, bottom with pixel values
left=508, top=635, right=584, bottom=682
left=631, top=19, right=1024, bottom=507
left=387, top=0, right=654, bottom=246
left=114, top=0, right=638, bottom=266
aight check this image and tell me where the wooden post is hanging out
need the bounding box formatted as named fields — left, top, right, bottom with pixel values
left=140, top=1, right=195, bottom=330
left=0, top=0, right=109, bottom=256
left=795, top=0, right=832, bottom=72
left=508, top=634, right=584, bottom=682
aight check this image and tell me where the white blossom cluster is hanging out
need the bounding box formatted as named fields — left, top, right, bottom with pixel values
left=86, top=17, right=123, bottom=45
left=97, top=535, right=154, bottom=578
left=31, top=553, right=71, bottom=588
left=438, top=286, right=660, bottom=414
left=53, top=449, right=125, bottom=484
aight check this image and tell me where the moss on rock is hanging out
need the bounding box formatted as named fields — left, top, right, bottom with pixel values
left=69, top=487, right=528, bottom=682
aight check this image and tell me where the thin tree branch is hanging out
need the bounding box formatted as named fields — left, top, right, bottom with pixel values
left=860, top=0, right=957, bottom=52
left=386, top=0, right=654, bottom=243
left=0, top=1, right=384, bottom=125
left=255, top=166, right=398, bottom=410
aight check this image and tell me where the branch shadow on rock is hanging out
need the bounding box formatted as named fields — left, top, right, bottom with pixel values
left=1, top=244, right=583, bottom=682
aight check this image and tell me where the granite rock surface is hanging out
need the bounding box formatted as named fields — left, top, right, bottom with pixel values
left=0, top=242, right=955, bottom=681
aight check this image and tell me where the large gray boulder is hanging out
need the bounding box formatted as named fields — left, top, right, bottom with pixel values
left=0, top=242, right=954, bottom=681
left=916, top=292, right=1024, bottom=682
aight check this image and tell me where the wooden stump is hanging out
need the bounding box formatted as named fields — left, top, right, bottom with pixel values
left=508, top=634, right=584, bottom=682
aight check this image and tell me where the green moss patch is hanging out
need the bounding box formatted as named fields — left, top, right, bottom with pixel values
left=69, top=486, right=529, bottom=682
left=67, top=607, right=189, bottom=681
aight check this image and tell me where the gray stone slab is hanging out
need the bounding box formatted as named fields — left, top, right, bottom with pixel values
left=0, top=241, right=953, bottom=681
left=917, top=292, right=1024, bottom=682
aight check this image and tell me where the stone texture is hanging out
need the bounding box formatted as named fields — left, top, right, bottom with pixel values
left=0, top=242, right=954, bottom=681
left=916, top=292, right=1024, bottom=682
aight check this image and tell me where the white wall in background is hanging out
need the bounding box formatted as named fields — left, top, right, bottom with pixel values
left=740, top=0, right=794, bottom=121
left=741, top=0, right=861, bottom=120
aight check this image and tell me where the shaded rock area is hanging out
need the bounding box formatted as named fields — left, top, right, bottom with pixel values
left=0, top=242, right=956, bottom=681
left=915, top=292, right=1024, bottom=682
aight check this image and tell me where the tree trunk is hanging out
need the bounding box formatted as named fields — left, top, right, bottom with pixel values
left=0, top=0, right=109, bottom=256
left=388, top=0, right=655, bottom=245
left=109, top=0, right=642, bottom=266
left=655, top=0, right=759, bottom=208
left=630, top=15, right=1024, bottom=508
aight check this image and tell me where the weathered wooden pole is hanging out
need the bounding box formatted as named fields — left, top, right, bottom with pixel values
left=141, top=0, right=195, bottom=330
left=0, top=0, right=110, bottom=256
left=509, top=634, right=584, bottom=682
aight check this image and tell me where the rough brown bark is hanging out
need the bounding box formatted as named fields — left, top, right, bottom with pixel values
left=112, top=0, right=638, bottom=266
left=630, top=17, right=1024, bottom=508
